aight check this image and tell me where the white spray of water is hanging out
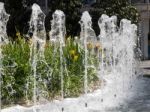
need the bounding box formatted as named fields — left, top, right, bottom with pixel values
left=79, top=11, right=97, bottom=102
left=49, top=10, right=66, bottom=99
left=50, top=10, right=66, bottom=45
left=98, top=14, right=138, bottom=106
left=29, top=3, right=46, bottom=105
left=0, top=2, right=9, bottom=44
left=1, top=9, right=139, bottom=112
left=0, top=2, right=9, bottom=111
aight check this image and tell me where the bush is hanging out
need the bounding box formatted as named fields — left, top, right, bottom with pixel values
left=89, top=0, right=139, bottom=35
left=1, top=35, right=100, bottom=107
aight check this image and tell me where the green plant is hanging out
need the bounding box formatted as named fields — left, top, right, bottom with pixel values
left=2, top=36, right=31, bottom=104
left=90, top=0, right=139, bottom=35
left=1, top=36, right=100, bottom=107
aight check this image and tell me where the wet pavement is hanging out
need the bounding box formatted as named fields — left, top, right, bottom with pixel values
left=2, top=61, right=150, bottom=112
left=2, top=77, right=150, bottom=112
left=110, top=76, right=150, bottom=112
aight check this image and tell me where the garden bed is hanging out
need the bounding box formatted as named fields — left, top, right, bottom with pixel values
left=1, top=36, right=101, bottom=108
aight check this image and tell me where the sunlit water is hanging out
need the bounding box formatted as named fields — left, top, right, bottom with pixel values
left=28, top=3, right=47, bottom=106
left=49, top=10, right=66, bottom=99
left=1, top=3, right=148, bottom=112
left=2, top=76, right=150, bottom=112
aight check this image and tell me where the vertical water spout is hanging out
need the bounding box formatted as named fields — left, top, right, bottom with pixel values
left=49, top=10, right=66, bottom=99
left=98, top=14, right=118, bottom=107
left=50, top=10, right=66, bottom=45
left=119, top=19, right=137, bottom=94
left=79, top=11, right=96, bottom=95
left=98, top=14, right=109, bottom=76
left=98, top=13, right=138, bottom=105
left=0, top=2, right=9, bottom=110
left=98, top=14, right=118, bottom=74
left=0, top=2, right=9, bottom=44
left=29, top=3, right=46, bottom=105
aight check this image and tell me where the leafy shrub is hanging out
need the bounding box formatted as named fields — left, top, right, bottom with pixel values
left=1, top=36, right=100, bottom=107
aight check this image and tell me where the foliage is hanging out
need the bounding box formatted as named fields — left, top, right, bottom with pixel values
left=1, top=0, right=35, bottom=38
left=2, top=33, right=31, bottom=105
left=1, top=0, right=82, bottom=37
left=1, top=0, right=139, bottom=37
left=89, top=0, right=139, bottom=35
left=1, top=35, right=99, bottom=106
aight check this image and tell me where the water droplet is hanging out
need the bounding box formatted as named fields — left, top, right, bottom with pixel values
left=62, top=107, right=64, bottom=112
left=85, top=103, right=88, bottom=107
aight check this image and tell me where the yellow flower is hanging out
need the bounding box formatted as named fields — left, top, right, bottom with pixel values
left=16, top=32, right=21, bottom=37
left=28, top=38, right=32, bottom=45
left=87, top=42, right=93, bottom=50
left=69, top=50, right=76, bottom=56
left=73, top=55, right=78, bottom=62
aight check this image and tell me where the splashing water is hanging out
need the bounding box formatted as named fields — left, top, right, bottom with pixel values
left=0, top=2, right=9, bottom=44
left=50, top=10, right=66, bottom=99
left=29, top=3, right=46, bottom=57
left=28, top=3, right=46, bottom=105
left=1, top=4, right=141, bottom=112
left=50, top=10, right=66, bottom=45
left=80, top=11, right=97, bottom=45
left=0, top=2, right=9, bottom=111
left=97, top=14, right=138, bottom=107
left=79, top=11, right=97, bottom=96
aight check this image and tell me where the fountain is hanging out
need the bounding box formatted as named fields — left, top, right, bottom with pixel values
left=50, top=10, right=66, bottom=45
left=98, top=14, right=138, bottom=108
left=0, top=2, right=9, bottom=111
left=0, top=2, right=9, bottom=44
left=79, top=11, right=97, bottom=106
left=28, top=3, right=46, bottom=105
left=1, top=3, right=142, bottom=112
left=49, top=10, right=66, bottom=99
